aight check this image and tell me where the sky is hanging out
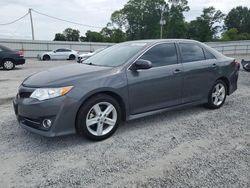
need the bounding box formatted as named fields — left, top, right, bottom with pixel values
left=0, top=0, right=249, bottom=40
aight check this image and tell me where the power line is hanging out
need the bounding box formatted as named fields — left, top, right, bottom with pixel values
left=31, top=9, right=103, bottom=29
left=0, top=12, right=29, bottom=26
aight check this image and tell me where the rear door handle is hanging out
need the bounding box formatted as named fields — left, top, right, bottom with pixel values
left=173, top=69, right=181, bottom=74
left=212, top=63, right=217, bottom=67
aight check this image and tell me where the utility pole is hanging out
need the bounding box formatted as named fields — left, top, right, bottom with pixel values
left=160, top=5, right=166, bottom=39
left=29, top=8, right=35, bottom=40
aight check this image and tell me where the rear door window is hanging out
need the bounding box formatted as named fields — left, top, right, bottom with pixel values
left=140, top=43, right=178, bottom=67
left=179, top=43, right=205, bottom=63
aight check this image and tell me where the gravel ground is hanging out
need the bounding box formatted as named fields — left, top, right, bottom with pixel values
left=0, top=58, right=249, bottom=188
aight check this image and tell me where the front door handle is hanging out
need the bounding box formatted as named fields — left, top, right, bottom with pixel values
left=212, top=63, right=217, bottom=67
left=173, top=69, right=181, bottom=74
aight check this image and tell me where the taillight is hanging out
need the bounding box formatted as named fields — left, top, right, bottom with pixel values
left=232, top=60, right=240, bottom=70
left=18, top=50, right=24, bottom=57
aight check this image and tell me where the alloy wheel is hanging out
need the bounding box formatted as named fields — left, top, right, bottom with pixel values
left=4, top=61, right=14, bottom=70
left=86, top=102, right=117, bottom=136
left=212, top=83, right=226, bottom=106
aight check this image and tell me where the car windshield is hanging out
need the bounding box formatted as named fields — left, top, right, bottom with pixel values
left=83, top=43, right=147, bottom=67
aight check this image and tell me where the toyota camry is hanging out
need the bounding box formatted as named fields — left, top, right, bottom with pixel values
left=13, top=39, right=240, bottom=141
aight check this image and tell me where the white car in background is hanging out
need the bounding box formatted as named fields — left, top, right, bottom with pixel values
left=77, top=48, right=106, bottom=63
left=38, top=48, right=78, bottom=61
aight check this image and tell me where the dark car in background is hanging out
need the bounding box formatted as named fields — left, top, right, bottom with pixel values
left=0, top=45, right=25, bottom=70
left=13, top=39, right=240, bottom=141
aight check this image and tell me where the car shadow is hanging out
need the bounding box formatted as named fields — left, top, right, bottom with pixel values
left=0, top=67, right=23, bottom=71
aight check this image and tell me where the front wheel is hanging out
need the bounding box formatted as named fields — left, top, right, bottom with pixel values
left=205, top=80, right=227, bottom=109
left=43, top=55, right=50, bottom=61
left=3, top=60, right=15, bottom=70
left=76, top=94, right=121, bottom=141
left=69, top=54, right=76, bottom=60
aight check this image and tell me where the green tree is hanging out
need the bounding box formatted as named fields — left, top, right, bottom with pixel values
left=188, top=18, right=211, bottom=42
left=222, top=28, right=250, bottom=41
left=54, top=28, right=80, bottom=41
left=54, top=33, right=66, bottom=41
left=84, top=30, right=104, bottom=42
left=166, top=0, right=190, bottom=38
left=221, top=28, right=238, bottom=41
left=63, top=28, right=80, bottom=41
left=187, top=7, right=224, bottom=41
left=111, top=0, right=190, bottom=40
left=100, top=26, right=126, bottom=43
left=225, top=6, right=250, bottom=33
left=111, top=0, right=168, bottom=40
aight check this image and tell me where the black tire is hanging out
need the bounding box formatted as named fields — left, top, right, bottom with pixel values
left=43, top=55, right=50, bottom=61
left=205, top=80, right=227, bottom=109
left=69, top=54, right=76, bottom=60
left=3, top=60, right=15, bottom=70
left=76, top=94, right=121, bottom=141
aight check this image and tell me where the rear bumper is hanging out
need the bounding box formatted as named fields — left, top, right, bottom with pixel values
left=15, top=58, right=25, bottom=65
left=228, top=68, right=239, bottom=95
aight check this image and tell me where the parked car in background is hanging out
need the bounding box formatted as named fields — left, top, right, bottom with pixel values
left=0, top=45, right=25, bottom=70
left=13, top=39, right=240, bottom=141
left=38, top=48, right=78, bottom=61
left=241, top=59, right=250, bottom=72
left=77, top=48, right=106, bottom=63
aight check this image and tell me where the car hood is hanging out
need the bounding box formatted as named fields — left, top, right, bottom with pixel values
left=22, top=64, right=112, bottom=87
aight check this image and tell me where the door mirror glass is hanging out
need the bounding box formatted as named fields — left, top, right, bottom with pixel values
left=131, top=59, right=152, bottom=71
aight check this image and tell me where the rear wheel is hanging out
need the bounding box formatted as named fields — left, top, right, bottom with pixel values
left=43, top=55, right=50, bottom=61
left=76, top=94, right=121, bottom=141
left=3, top=60, right=15, bottom=70
left=205, top=80, right=227, bottom=109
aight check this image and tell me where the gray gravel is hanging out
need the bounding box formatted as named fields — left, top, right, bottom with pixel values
left=0, top=58, right=249, bottom=188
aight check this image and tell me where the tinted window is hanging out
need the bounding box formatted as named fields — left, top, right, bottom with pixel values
left=204, top=49, right=216, bottom=59
left=56, top=49, right=69, bottom=52
left=140, top=43, right=177, bottom=67
left=180, top=43, right=205, bottom=63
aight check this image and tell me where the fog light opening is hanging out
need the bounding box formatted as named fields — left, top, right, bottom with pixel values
left=42, top=119, right=52, bottom=129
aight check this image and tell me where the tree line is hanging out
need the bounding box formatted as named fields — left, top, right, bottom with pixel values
left=54, top=0, right=250, bottom=43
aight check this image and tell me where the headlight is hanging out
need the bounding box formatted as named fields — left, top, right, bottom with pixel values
left=30, top=86, right=73, bottom=101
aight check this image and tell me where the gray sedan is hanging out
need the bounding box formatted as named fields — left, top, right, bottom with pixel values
left=13, top=39, right=240, bottom=141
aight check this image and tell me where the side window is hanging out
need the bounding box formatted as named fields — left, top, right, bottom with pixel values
left=140, top=43, right=177, bottom=67
left=203, top=49, right=216, bottom=60
left=180, top=43, right=205, bottom=63
left=56, top=49, right=67, bottom=52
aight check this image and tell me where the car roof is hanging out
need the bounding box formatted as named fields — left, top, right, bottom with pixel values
left=124, top=39, right=199, bottom=45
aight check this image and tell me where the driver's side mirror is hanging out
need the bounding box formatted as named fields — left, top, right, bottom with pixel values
left=130, top=59, right=152, bottom=71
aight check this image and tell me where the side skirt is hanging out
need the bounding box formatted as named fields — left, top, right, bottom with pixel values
left=127, top=100, right=207, bottom=121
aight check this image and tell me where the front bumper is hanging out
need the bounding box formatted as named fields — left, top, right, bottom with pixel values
left=13, top=86, right=79, bottom=137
